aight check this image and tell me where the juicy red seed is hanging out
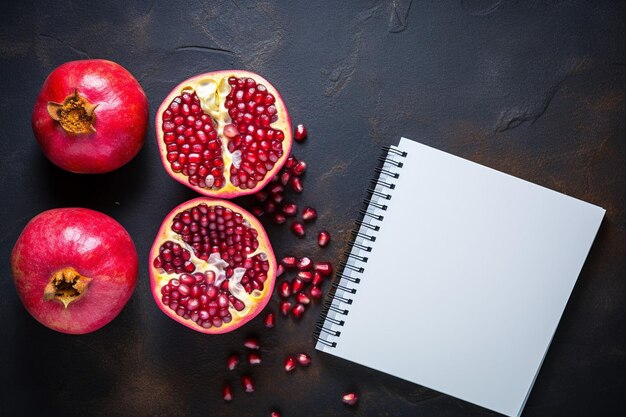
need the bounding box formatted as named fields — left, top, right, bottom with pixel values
left=317, top=230, right=330, bottom=247
left=296, top=256, right=313, bottom=270
left=291, top=278, right=304, bottom=294
left=292, top=303, right=306, bottom=318
left=251, top=205, right=264, bottom=217
left=281, top=256, right=297, bottom=268
left=241, top=375, right=255, bottom=393
left=297, top=271, right=313, bottom=282
left=293, top=160, right=307, bottom=176
left=223, top=383, right=234, bottom=401
left=279, top=281, right=291, bottom=298
left=290, top=221, right=305, bottom=237
left=301, top=207, right=317, bottom=221
left=247, top=352, right=262, bottom=365
left=284, top=356, right=296, bottom=372
left=264, top=311, right=275, bottom=328
left=294, top=124, right=307, bottom=141
left=282, top=202, right=297, bottom=216
left=314, top=262, right=334, bottom=276
left=342, top=392, right=358, bottom=406
left=309, top=285, right=323, bottom=299
left=273, top=212, right=286, bottom=224
left=296, top=292, right=311, bottom=305
left=271, top=411, right=281, bottom=417
left=312, top=271, right=324, bottom=286
left=276, top=264, right=285, bottom=277
left=290, top=177, right=304, bottom=193
left=244, top=337, right=260, bottom=350
left=296, top=353, right=312, bottom=367
left=227, top=354, right=239, bottom=371
left=279, top=301, right=292, bottom=316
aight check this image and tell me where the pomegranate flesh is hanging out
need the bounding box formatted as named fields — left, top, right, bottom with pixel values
left=149, top=197, right=277, bottom=334
left=32, top=59, right=148, bottom=173
left=156, top=70, right=293, bottom=197
left=10, top=208, right=138, bottom=334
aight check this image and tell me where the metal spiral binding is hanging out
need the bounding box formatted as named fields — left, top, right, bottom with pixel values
left=313, top=144, right=407, bottom=349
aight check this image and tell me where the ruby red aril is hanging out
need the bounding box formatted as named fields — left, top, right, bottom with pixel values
left=292, top=303, right=306, bottom=319
left=264, top=311, right=275, bottom=328
left=279, top=281, right=291, bottom=298
left=244, top=337, right=260, bottom=350
left=284, top=356, right=296, bottom=372
left=273, top=212, right=286, bottom=224
left=314, top=262, right=333, bottom=276
left=279, top=300, right=292, bottom=316
left=296, top=256, right=312, bottom=270
left=271, top=411, right=281, bottom=417
left=156, top=71, right=293, bottom=198
left=241, top=375, right=255, bottom=393
left=282, top=202, right=297, bottom=216
left=342, top=392, right=358, bottom=406
left=296, top=353, right=312, bottom=367
left=290, top=177, right=304, bottom=193
left=248, top=352, right=261, bottom=365
left=317, top=230, right=330, bottom=247
left=301, top=207, right=317, bottom=221
left=290, top=221, right=305, bottom=237
left=281, top=256, right=297, bottom=268
left=227, top=354, right=240, bottom=370
left=309, top=286, right=323, bottom=299
left=293, top=160, right=307, bottom=176
left=294, top=123, right=307, bottom=141
left=223, top=383, right=234, bottom=401
left=291, top=278, right=305, bottom=294
left=276, top=264, right=284, bottom=277
left=297, top=271, right=313, bottom=283
left=312, top=272, right=324, bottom=286
left=296, top=292, right=311, bottom=305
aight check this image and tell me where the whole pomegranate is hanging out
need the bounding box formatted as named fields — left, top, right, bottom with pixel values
left=149, top=197, right=277, bottom=333
left=11, top=208, right=138, bottom=334
left=32, top=59, right=148, bottom=173
left=156, top=70, right=292, bottom=197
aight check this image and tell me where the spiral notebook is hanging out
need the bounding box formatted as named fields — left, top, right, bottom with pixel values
left=314, top=137, right=605, bottom=417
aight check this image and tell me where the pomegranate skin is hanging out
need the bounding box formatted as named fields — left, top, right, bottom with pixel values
left=32, top=59, right=148, bottom=174
left=10, top=208, right=138, bottom=334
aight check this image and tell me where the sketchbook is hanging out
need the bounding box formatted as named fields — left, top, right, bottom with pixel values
left=314, top=137, right=605, bottom=416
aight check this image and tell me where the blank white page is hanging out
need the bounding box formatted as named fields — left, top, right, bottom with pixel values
left=316, top=137, right=605, bottom=417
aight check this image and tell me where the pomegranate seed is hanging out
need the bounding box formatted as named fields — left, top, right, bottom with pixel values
left=276, top=264, right=284, bottom=277
left=284, top=356, right=296, bottom=372
left=291, top=278, right=305, bottom=294
left=282, top=202, right=297, bottom=216
left=281, top=256, right=297, bottom=268
left=227, top=354, right=239, bottom=370
left=244, top=337, right=260, bottom=350
left=254, top=190, right=268, bottom=202
left=297, top=271, right=313, bottom=283
left=301, top=207, right=317, bottom=221
left=317, top=230, right=330, bottom=247
left=251, top=205, right=264, bottom=217
left=290, top=177, right=304, bottom=193
left=290, top=221, right=305, bottom=237
left=292, top=303, right=306, bottom=319
left=241, top=375, right=255, bottom=393
left=279, top=280, right=291, bottom=298
left=293, top=160, right=307, bottom=176
left=273, top=212, right=286, bottom=224
left=314, top=262, right=333, bottom=276
left=297, top=256, right=313, bottom=270
left=296, top=353, right=312, bottom=367
left=279, top=300, right=292, bottom=316
left=309, top=285, right=323, bottom=299
left=248, top=352, right=262, bottom=365
left=296, top=292, right=311, bottom=305
left=264, top=311, right=275, bottom=328
left=223, top=383, right=234, bottom=401
left=312, top=272, right=324, bottom=286
left=294, top=123, right=307, bottom=141
left=271, top=411, right=281, bottom=417
left=342, top=392, right=358, bottom=406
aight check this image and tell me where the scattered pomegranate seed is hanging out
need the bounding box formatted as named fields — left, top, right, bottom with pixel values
left=281, top=256, right=297, bottom=268
left=264, top=311, right=275, bottom=328
left=276, top=264, right=284, bottom=277
left=297, top=256, right=313, bottom=270
left=293, top=160, right=307, bottom=176
left=264, top=200, right=276, bottom=214
left=254, top=190, right=268, bottom=202
left=270, top=411, right=281, bottom=417
left=317, top=230, right=330, bottom=247
left=294, top=123, right=307, bottom=141
left=342, top=392, right=358, bottom=406
left=290, top=177, right=304, bottom=193
left=314, top=262, right=333, bottom=276
left=312, top=272, right=324, bottom=286
left=284, top=356, right=297, bottom=372
left=241, top=375, right=255, bottom=393
left=248, top=352, right=262, bottom=365
left=296, top=353, right=312, bottom=367
left=244, top=337, right=260, bottom=350
left=227, top=354, right=240, bottom=370
left=279, top=300, right=292, bottom=316
left=297, top=292, right=311, bottom=305
left=279, top=280, right=291, bottom=298
left=291, top=278, right=305, bottom=294
left=292, top=303, right=306, bottom=319
left=272, top=192, right=284, bottom=204
left=297, top=271, right=313, bottom=283
left=290, top=220, right=306, bottom=237
left=223, top=383, right=234, bottom=401
left=269, top=183, right=283, bottom=195
left=273, top=212, right=286, bottom=224
left=309, top=285, right=323, bottom=299
left=301, top=207, right=317, bottom=221
left=282, top=202, right=297, bottom=216
left=251, top=205, right=264, bottom=217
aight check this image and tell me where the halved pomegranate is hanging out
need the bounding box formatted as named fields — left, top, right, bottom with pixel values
left=149, top=197, right=277, bottom=333
left=155, top=70, right=292, bottom=197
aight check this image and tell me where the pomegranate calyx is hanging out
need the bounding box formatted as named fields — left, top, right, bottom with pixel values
left=43, top=267, right=93, bottom=309
left=47, top=90, right=98, bottom=134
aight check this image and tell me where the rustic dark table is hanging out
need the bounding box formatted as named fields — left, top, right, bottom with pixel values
left=1, top=1, right=625, bottom=416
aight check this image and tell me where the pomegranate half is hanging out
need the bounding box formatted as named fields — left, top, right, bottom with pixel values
left=10, top=208, right=138, bottom=334
left=155, top=70, right=292, bottom=197
left=32, top=59, right=148, bottom=174
left=149, top=197, right=277, bottom=333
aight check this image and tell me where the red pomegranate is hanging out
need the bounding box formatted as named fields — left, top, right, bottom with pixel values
left=10, top=208, right=138, bottom=334
left=155, top=70, right=292, bottom=197
left=32, top=59, right=148, bottom=173
left=149, top=197, right=277, bottom=333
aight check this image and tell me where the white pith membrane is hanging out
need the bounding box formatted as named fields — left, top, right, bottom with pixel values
left=153, top=204, right=272, bottom=329
left=161, top=73, right=289, bottom=194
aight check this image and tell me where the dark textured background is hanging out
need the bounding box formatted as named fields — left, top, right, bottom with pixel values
left=1, top=1, right=625, bottom=416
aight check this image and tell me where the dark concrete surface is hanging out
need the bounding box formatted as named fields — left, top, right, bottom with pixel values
left=1, top=1, right=624, bottom=416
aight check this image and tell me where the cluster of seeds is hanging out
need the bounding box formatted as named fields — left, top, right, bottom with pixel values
left=277, top=257, right=333, bottom=319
